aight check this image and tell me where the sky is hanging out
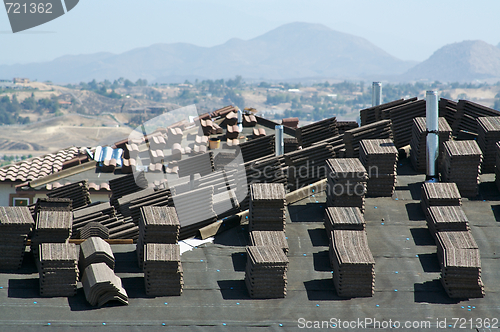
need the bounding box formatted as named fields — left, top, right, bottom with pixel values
left=1, top=0, right=499, bottom=65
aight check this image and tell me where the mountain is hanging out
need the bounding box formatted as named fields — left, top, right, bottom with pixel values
left=0, top=22, right=416, bottom=83
left=401, top=40, right=500, bottom=82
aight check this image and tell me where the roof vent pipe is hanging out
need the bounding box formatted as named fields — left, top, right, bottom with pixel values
left=372, top=82, right=382, bottom=106
left=237, top=109, right=243, bottom=132
left=275, top=125, right=284, bottom=156
left=426, top=90, right=439, bottom=182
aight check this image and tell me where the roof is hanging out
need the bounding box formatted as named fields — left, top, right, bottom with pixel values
left=0, top=147, right=81, bottom=183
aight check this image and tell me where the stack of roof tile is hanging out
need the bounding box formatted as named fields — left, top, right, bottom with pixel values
left=329, top=230, right=375, bottom=297
left=281, top=117, right=299, bottom=129
left=245, top=245, right=289, bottom=298
left=284, top=142, right=335, bottom=191
left=38, top=243, right=78, bottom=297
left=249, top=231, right=289, bottom=255
left=143, top=243, right=183, bottom=296
left=212, top=105, right=237, bottom=118
left=137, top=206, right=180, bottom=269
left=172, top=186, right=217, bottom=239
left=82, top=262, right=128, bottom=307
left=336, top=121, right=358, bottom=134
left=439, top=98, right=458, bottom=130
left=283, top=138, right=299, bottom=153
left=359, top=139, right=398, bottom=197
left=420, top=182, right=462, bottom=212
left=0, top=207, right=34, bottom=270
left=78, top=222, right=109, bottom=240
left=47, top=180, right=91, bottom=209
left=359, top=98, right=417, bottom=126
left=249, top=183, right=286, bottom=231
left=409, top=117, right=452, bottom=173
left=343, top=120, right=393, bottom=157
left=477, top=116, right=500, bottom=173
left=324, top=207, right=365, bottom=234
left=72, top=202, right=116, bottom=239
left=79, top=237, right=115, bottom=272
left=239, top=134, right=275, bottom=162
left=453, top=100, right=500, bottom=136
left=177, top=152, right=214, bottom=177
left=387, top=99, right=427, bottom=148
left=252, top=128, right=266, bottom=138
left=243, top=114, right=257, bottom=127
left=32, top=210, right=73, bottom=248
left=326, top=159, right=368, bottom=213
left=34, top=197, right=72, bottom=215
left=109, top=173, right=148, bottom=207
left=426, top=206, right=470, bottom=234
left=436, top=231, right=484, bottom=298
left=441, top=140, right=482, bottom=197
left=296, top=117, right=338, bottom=147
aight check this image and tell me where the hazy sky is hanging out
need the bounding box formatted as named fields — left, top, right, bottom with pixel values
left=1, top=0, right=499, bottom=65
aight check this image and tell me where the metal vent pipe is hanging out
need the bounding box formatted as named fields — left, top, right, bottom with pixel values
left=426, top=91, right=439, bottom=181
left=372, top=82, right=382, bottom=106
left=237, top=109, right=243, bottom=132
left=275, top=125, right=284, bottom=156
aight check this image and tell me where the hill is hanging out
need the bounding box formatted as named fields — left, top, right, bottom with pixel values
left=0, top=23, right=416, bottom=83
left=401, top=40, right=500, bottom=82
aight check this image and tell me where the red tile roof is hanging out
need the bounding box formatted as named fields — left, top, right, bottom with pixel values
left=0, top=147, right=81, bottom=182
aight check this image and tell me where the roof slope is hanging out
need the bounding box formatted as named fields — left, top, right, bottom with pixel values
left=0, top=147, right=80, bottom=182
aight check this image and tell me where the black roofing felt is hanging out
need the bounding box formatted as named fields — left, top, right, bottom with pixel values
left=1, top=159, right=500, bottom=331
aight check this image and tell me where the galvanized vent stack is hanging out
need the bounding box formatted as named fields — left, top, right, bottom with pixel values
left=275, top=125, right=284, bottom=156
left=426, top=91, right=439, bottom=182
left=372, top=82, right=382, bottom=107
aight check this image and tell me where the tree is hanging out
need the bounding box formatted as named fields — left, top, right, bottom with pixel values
left=226, top=75, right=242, bottom=88
left=494, top=99, right=500, bottom=111
left=124, top=79, right=135, bottom=88
left=22, top=95, right=36, bottom=110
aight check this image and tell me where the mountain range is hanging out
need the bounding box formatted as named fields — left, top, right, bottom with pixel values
left=0, top=22, right=499, bottom=83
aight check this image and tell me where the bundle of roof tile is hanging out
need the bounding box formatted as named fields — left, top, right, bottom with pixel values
left=32, top=210, right=73, bottom=249
left=72, top=202, right=116, bottom=239
left=336, top=121, right=358, bottom=134
left=438, top=98, right=458, bottom=130
left=177, top=152, right=214, bottom=178
left=436, top=231, right=484, bottom=298
left=441, top=140, right=482, bottom=197
left=137, top=206, right=180, bottom=269
left=343, top=120, right=393, bottom=157
left=359, top=139, right=398, bottom=197
left=425, top=206, right=470, bottom=234
left=296, top=117, right=338, bottom=147
left=109, top=173, right=148, bottom=206
left=47, top=180, right=91, bottom=209
left=239, top=134, right=275, bottom=162
left=172, top=186, right=217, bottom=239
left=420, top=182, right=462, bottom=212
left=78, top=222, right=109, bottom=240
left=409, top=117, right=452, bottom=173
left=284, top=141, right=335, bottom=191
left=283, top=138, right=299, bottom=153
left=82, top=262, right=128, bottom=307
left=249, top=183, right=286, bottom=231
left=143, top=243, right=183, bottom=296
left=245, top=245, right=289, bottom=298
left=281, top=117, right=299, bottom=129
left=0, top=207, right=34, bottom=270
left=324, top=207, right=365, bottom=235
left=243, top=113, right=257, bottom=127
left=38, top=243, right=78, bottom=297
left=329, top=230, right=375, bottom=297
left=359, top=98, right=417, bottom=126
left=326, top=159, right=368, bottom=213
left=477, top=116, right=500, bottom=173
left=249, top=231, right=289, bottom=255
left=452, top=100, right=500, bottom=136
left=387, top=99, right=427, bottom=148
left=79, top=237, right=115, bottom=272
left=34, top=197, right=72, bottom=215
